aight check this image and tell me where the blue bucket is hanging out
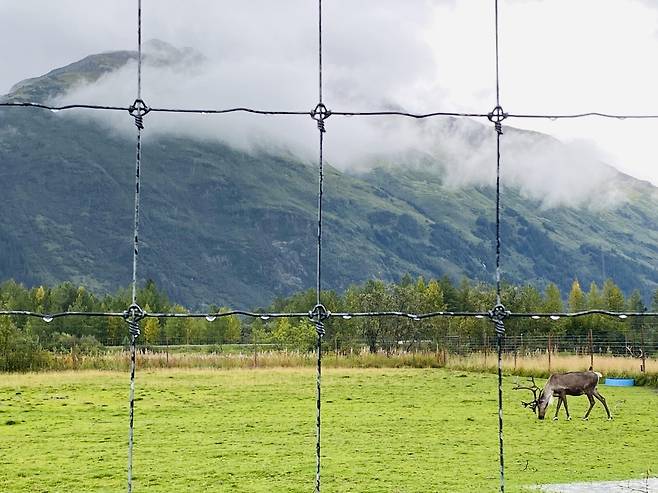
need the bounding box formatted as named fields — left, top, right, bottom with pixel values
left=604, top=378, right=635, bottom=387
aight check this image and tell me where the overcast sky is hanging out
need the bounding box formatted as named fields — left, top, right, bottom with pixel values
left=2, top=0, right=658, bottom=188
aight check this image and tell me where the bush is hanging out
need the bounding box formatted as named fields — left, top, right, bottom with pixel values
left=46, top=332, right=103, bottom=356
left=271, top=319, right=317, bottom=352
left=0, top=317, right=50, bottom=371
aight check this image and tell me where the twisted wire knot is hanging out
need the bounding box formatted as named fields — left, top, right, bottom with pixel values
left=309, top=303, right=330, bottom=322
left=489, top=303, right=509, bottom=336
left=314, top=320, right=326, bottom=337
left=493, top=318, right=505, bottom=336
left=126, top=319, right=141, bottom=339
left=309, top=303, right=330, bottom=337
left=129, top=99, right=150, bottom=130
left=310, top=103, right=331, bottom=133
left=488, top=105, right=507, bottom=135
left=123, top=303, right=146, bottom=322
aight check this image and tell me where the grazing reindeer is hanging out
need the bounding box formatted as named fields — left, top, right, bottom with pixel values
left=514, top=372, right=612, bottom=420
left=537, top=371, right=612, bottom=420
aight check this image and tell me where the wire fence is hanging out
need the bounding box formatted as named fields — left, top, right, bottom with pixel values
left=37, top=327, right=658, bottom=362
left=3, top=0, right=658, bottom=492
left=99, top=337, right=658, bottom=359
left=37, top=337, right=658, bottom=380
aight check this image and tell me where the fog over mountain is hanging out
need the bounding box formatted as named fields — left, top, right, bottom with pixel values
left=45, top=40, right=625, bottom=210
left=2, top=45, right=658, bottom=308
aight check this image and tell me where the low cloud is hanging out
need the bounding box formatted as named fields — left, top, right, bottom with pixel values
left=420, top=119, right=625, bottom=209
left=55, top=50, right=627, bottom=210
left=47, top=0, right=630, bottom=210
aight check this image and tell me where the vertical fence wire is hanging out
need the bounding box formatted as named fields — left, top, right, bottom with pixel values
left=493, top=0, right=505, bottom=491
left=314, top=1, right=325, bottom=492
left=6, top=1, right=655, bottom=491
left=127, top=1, right=143, bottom=491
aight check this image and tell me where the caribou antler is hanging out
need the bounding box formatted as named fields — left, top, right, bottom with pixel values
left=513, top=376, right=540, bottom=413
left=625, top=345, right=644, bottom=359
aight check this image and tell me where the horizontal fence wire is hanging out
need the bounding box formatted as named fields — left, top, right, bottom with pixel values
left=3, top=309, right=658, bottom=320
left=1, top=3, right=656, bottom=493
left=1, top=309, right=658, bottom=321
left=4, top=101, right=658, bottom=121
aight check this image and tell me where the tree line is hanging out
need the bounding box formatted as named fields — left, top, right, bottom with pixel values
left=1, top=274, right=656, bottom=366
left=0, top=279, right=241, bottom=349
left=265, top=275, right=655, bottom=353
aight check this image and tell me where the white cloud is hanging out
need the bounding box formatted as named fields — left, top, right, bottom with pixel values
left=4, top=0, right=658, bottom=199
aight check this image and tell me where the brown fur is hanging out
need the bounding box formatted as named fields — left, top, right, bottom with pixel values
left=537, top=371, right=612, bottom=420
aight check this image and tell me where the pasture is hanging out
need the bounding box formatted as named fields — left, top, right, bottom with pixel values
left=1, top=368, right=656, bottom=492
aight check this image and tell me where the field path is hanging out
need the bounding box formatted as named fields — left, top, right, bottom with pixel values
left=538, top=477, right=658, bottom=492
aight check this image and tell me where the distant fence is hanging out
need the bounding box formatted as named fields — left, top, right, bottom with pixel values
left=439, top=334, right=658, bottom=358
left=31, top=334, right=658, bottom=376
left=102, top=334, right=657, bottom=359
left=94, top=333, right=657, bottom=354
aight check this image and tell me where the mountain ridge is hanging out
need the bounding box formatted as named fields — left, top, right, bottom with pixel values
left=2, top=46, right=658, bottom=308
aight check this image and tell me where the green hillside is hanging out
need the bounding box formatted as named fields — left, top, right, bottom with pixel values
left=2, top=47, right=658, bottom=308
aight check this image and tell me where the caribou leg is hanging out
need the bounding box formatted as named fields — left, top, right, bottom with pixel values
left=553, top=395, right=563, bottom=420
left=562, top=394, right=571, bottom=420
left=593, top=389, right=612, bottom=420
left=583, top=393, right=595, bottom=420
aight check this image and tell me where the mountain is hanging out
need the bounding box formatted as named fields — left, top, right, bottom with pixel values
left=3, top=44, right=658, bottom=308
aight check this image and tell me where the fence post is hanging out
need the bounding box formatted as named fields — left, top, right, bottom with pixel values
left=253, top=331, right=258, bottom=368
left=640, top=324, right=646, bottom=373
left=548, top=333, right=552, bottom=372
left=520, top=333, right=524, bottom=357
left=484, top=329, right=488, bottom=367
left=514, top=335, right=517, bottom=371
left=588, top=328, right=594, bottom=369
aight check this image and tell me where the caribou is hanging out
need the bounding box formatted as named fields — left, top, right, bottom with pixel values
left=513, top=371, right=612, bottom=421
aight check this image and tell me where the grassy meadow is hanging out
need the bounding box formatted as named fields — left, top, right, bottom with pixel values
left=1, top=367, right=656, bottom=492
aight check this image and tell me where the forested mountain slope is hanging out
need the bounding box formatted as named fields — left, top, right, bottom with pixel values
left=2, top=47, right=658, bottom=308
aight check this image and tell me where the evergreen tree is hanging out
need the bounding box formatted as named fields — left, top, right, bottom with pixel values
left=437, top=275, right=459, bottom=311
left=587, top=282, right=604, bottom=309
left=164, top=305, right=188, bottom=345
left=603, top=279, right=625, bottom=312
left=566, top=279, right=587, bottom=337
left=542, top=283, right=565, bottom=335
left=626, top=289, right=645, bottom=334
left=568, top=280, right=586, bottom=312
left=138, top=279, right=170, bottom=313
left=422, top=279, right=448, bottom=343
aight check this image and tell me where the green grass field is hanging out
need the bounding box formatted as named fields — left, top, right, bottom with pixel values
left=1, top=368, right=656, bottom=492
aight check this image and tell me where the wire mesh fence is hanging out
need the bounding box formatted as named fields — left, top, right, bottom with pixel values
left=31, top=327, right=658, bottom=361
left=4, top=0, right=658, bottom=491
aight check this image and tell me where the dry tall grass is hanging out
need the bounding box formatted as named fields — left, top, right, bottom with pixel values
left=447, top=351, right=657, bottom=382
left=39, top=348, right=658, bottom=385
